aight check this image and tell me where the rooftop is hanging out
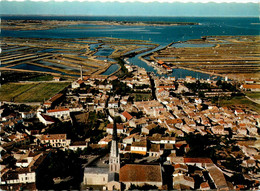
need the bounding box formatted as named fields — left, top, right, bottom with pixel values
left=120, top=164, right=162, bottom=183
left=41, top=134, right=67, bottom=140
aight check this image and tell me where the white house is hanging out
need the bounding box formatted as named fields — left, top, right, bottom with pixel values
left=130, top=140, right=147, bottom=155
left=106, top=123, right=125, bottom=135
left=37, top=113, right=55, bottom=126
left=20, top=112, right=35, bottom=119
left=69, top=141, right=88, bottom=151
left=18, top=169, right=36, bottom=184
left=0, top=168, right=36, bottom=185
left=39, top=134, right=71, bottom=148
left=46, top=108, right=70, bottom=119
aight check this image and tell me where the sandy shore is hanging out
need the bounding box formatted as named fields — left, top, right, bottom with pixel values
left=2, top=20, right=198, bottom=31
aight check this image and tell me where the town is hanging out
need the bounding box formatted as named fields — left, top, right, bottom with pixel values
left=0, top=61, right=260, bottom=190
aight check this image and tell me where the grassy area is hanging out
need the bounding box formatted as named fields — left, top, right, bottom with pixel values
left=0, top=83, right=36, bottom=102
left=0, top=82, right=69, bottom=103
left=245, top=92, right=260, bottom=99
left=133, top=93, right=152, bottom=102
left=27, top=74, right=54, bottom=81
left=218, top=96, right=260, bottom=113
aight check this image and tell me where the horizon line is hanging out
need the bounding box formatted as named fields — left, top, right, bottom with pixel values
left=3, top=0, right=259, bottom=3
left=1, top=14, right=259, bottom=18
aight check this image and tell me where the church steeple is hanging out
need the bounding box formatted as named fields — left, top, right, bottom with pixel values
left=112, top=118, right=117, bottom=141
left=109, top=118, right=120, bottom=173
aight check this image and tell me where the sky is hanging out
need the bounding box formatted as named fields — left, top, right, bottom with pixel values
left=0, top=0, right=259, bottom=17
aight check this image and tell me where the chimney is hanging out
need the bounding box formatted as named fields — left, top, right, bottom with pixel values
left=80, top=65, right=83, bottom=80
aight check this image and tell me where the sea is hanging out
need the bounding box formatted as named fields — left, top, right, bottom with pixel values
left=1, top=16, right=259, bottom=78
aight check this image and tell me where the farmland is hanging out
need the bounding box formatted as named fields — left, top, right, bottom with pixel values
left=0, top=82, right=69, bottom=103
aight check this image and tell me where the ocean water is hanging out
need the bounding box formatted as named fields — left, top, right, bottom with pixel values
left=1, top=16, right=259, bottom=78
left=2, top=16, right=259, bottom=45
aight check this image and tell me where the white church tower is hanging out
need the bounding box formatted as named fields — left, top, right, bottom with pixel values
left=109, top=119, right=120, bottom=173
left=107, top=118, right=121, bottom=190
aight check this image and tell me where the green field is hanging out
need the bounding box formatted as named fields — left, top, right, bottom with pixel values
left=245, top=92, right=260, bottom=100
left=219, top=96, right=260, bottom=114
left=133, top=93, right=152, bottom=102
left=0, top=82, right=70, bottom=103
left=27, top=74, right=54, bottom=82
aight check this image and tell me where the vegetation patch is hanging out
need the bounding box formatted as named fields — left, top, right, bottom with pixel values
left=218, top=96, right=260, bottom=113
left=27, top=74, right=54, bottom=81
left=0, top=82, right=69, bottom=103
left=133, top=93, right=153, bottom=101
left=245, top=92, right=260, bottom=99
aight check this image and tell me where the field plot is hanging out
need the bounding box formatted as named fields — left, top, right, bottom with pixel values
left=0, top=82, right=69, bottom=103
left=147, top=36, right=260, bottom=80
left=218, top=96, right=260, bottom=114
left=1, top=37, right=155, bottom=77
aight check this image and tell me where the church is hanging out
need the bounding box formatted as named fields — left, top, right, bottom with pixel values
left=82, top=119, right=163, bottom=190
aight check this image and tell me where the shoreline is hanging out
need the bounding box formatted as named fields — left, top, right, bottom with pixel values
left=2, top=20, right=199, bottom=31
left=139, top=35, right=259, bottom=81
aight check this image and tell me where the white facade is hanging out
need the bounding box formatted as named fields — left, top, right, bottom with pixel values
left=160, top=138, right=176, bottom=144
left=71, top=81, right=81, bottom=89
left=106, top=128, right=124, bottom=135
left=1, top=170, right=36, bottom=185
left=37, top=113, right=55, bottom=126
left=40, top=134, right=71, bottom=148
left=21, top=112, right=35, bottom=119
left=83, top=168, right=108, bottom=186
left=46, top=109, right=70, bottom=119
left=69, top=145, right=88, bottom=151
left=108, top=102, right=118, bottom=109
left=19, top=171, right=36, bottom=183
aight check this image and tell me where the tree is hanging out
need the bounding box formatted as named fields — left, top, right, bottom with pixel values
left=185, top=133, right=220, bottom=159
left=198, top=91, right=205, bottom=98
left=36, top=150, right=84, bottom=190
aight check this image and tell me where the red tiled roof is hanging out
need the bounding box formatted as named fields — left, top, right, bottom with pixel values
left=150, top=144, right=160, bottom=152
left=106, top=123, right=124, bottom=129
left=42, top=134, right=67, bottom=140
left=166, top=119, right=183, bottom=124
left=41, top=114, right=55, bottom=123
left=83, top=76, right=89, bottom=80
left=71, top=141, right=87, bottom=146
left=162, top=64, right=168, bottom=68
left=47, top=108, right=69, bottom=113
left=242, top=84, right=260, bottom=89
left=157, top=85, right=175, bottom=89
left=77, top=80, right=84, bottom=84
left=158, top=88, right=165, bottom=93
left=120, top=164, right=162, bottom=183
left=235, top=109, right=244, bottom=114
left=184, top=158, right=213, bottom=164
left=108, top=76, right=118, bottom=81
left=200, top=182, right=210, bottom=188
left=158, top=60, right=164, bottom=65
left=174, top=164, right=188, bottom=170
left=48, top=93, right=63, bottom=102
left=132, top=140, right=147, bottom=147
left=122, top=111, right=133, bottom=121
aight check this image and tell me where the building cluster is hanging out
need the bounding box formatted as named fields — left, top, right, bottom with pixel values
left=0, top=63, right=259, bottom=190
left=241, top=79, right=260, bottom=92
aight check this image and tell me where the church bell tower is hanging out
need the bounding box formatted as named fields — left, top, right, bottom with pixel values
left=109, top=118, right=120, bottom=173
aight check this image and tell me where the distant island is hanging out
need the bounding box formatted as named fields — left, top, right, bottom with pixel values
left=2, top=19, right=199, bottom=31
left=92, top=20, right=199, bottom=26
